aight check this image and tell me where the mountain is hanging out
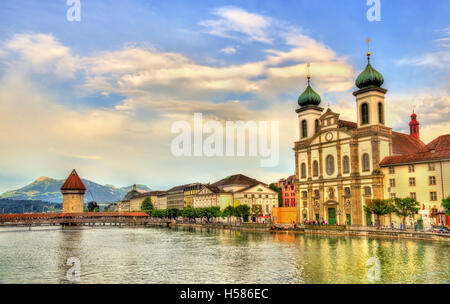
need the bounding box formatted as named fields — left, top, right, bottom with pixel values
left=0, top=176, right=151, bottom=203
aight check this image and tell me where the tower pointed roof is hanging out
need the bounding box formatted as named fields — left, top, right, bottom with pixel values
left=355, top=51, right=384, bottom=89
left=298, top=75, right=321, bottom=107
left=61, top=169, right=86, bottom=191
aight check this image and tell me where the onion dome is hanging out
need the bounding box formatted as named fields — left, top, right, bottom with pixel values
left=355, top=52, right=384, bottom=89
left=298, top=76, right=321, bottom=107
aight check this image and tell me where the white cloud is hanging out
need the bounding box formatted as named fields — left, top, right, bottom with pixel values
left=398, top=27, right=450, bottom=69
left=0, top=33, right=81, bottom=78
left=220, top=47, right=236, bottom=55
left=199, top=7, right=272, bottom=43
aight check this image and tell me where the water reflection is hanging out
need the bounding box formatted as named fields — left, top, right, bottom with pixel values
left=57, top=228, right=83, bottom=284
left=0, top=226, right=448, bottom=284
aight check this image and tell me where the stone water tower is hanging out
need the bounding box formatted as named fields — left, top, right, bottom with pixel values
left=61, top=169, right=86, bottom=213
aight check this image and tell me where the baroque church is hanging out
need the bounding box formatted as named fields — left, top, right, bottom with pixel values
left=294, top=49, right=450, bottom=227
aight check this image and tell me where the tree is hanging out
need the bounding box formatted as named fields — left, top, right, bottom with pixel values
left=222, top=206, right=235, bottom=224
left=195, top=207, right=207, bottom=222
left=269, top=183, right=283, bottom=207
left=393, top=197, right=420, bottom=227
left=363, top=199, right=395, bottom=228
left=141, top=197, right=154, bottom=214
left=235, top=204, right=251, bottom=223
left=205, top=207, right=221, bottom=223
left=87, top=201, right=99, bottom=212
left=442, top=195, right=450, bottom=216
left=166, top=208, right=179, bottom=219
left=251, top=205, right=263, bottom=221
left=182, top=205, right=196, bottom=222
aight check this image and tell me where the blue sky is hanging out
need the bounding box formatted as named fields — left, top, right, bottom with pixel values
left=0, top=0, right=448, bottom=193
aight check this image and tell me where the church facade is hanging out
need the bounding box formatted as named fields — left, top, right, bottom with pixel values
left=294, top=51, right=449, bottom=227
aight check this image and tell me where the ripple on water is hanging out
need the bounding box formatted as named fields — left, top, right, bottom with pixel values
left=0, top=226, right=448, bottom=284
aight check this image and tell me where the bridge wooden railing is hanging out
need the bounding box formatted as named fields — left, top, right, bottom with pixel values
left=0, top=212, right=157, bottom=226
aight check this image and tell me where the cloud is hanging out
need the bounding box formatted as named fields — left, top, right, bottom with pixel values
left=220, top=47, right=236, bottom=55
left=0, top=33, right=81, bottom=78
left=397, top=27, right=450, bottom=69
left=199, top=7, right=272, bottom=43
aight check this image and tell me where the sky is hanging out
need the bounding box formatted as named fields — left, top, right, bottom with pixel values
left=0, top=0, right=449, bottom=193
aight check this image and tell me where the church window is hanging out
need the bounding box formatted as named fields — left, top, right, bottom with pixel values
left=362, top=153, right=370, bottom=172
left=378, top=102, right=384, bottom=124
left=302, top=120, right=307, bottom=138
left=313, top=160, right=319, bottom=177
left=326, top=155, right=335, bottom=175
left=315, top=119, right=320, bottom=134
left=343, top=156, right=350, bottom=173
left=301, top=163, right=307, bottom=178
left=361, top=103, right=369, bottom=125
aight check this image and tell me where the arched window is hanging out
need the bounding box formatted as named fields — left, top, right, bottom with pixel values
left=361, top=103, right=369, bottom=125
left=313, top=160, right=319, bottom=177
left=362, top=153, right=370, bottom=172
left=326, top=155, right=335, bottom=175
left=301, top=163, right=307, bottom=178
left=315, top=119, right=320, bottom=134
left=378, top=102, right=384, bottom=124
left=301, top=120, right=307, bottom=138
left=343, top=155, right=350, bottom=173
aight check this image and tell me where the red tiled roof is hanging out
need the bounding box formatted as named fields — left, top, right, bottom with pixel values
left=421, top=134, right=450, bottom=152
left=392, top=131, right=425, bottom=155
left=338, top=120, right=358, bottom=130
left=381, top=134, right=450, bottom=166
left=60, top=169, right=86, bottom=191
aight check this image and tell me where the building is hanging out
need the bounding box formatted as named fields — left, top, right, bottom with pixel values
left=155, top=191, right=168, bottom=210
left=167, top=184, right=188, bottom=209
left=293, top=49, right=449, bottom=226
left=183, top=183, right=203, bottom=208
left=212, top=174, right=278, bottom=220
left=61, top=169, right=86, bottom=213
left=276, top=175, right=297, bottom=207
left=128, top=190, right=167, bottom=211
left=193, top=184, right=233, bottom=209
left=120, top=184, right=142, bottom=211
left=380, top=129, right=450, bottom=227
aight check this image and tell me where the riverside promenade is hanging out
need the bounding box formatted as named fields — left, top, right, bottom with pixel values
left=1, top=213, right=449, bottom=242
left=168, top=221, right=450, bottom=243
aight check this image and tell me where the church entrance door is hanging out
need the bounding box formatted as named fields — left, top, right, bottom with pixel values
left=328, top=208, right=336, bottom=225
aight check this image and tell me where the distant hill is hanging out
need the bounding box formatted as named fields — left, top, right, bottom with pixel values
left=0, top=176, right=151, bottom=203
left=0, top=199, right=62, bottom=214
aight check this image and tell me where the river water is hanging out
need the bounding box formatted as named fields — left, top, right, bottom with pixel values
left=0, top=226, right=448, bottom=284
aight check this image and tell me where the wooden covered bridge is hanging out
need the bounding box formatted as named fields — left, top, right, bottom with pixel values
left=0, top=212, right=170, bottom=227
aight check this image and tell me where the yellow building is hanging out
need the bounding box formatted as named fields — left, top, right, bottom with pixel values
left=211, top=174, right=278, bottom=220
left=380, top=134, right=450, bottom=227
left=293, top=51, right=449, bottom=227
left=193, top=184, right=233, bottom=209
left=183, top=183, right=203, bottom=208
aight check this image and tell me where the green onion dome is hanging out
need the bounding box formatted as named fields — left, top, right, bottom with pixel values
left=355, top=52, right=384, bottom=89
left=298, top=77, right=321, bottom=107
